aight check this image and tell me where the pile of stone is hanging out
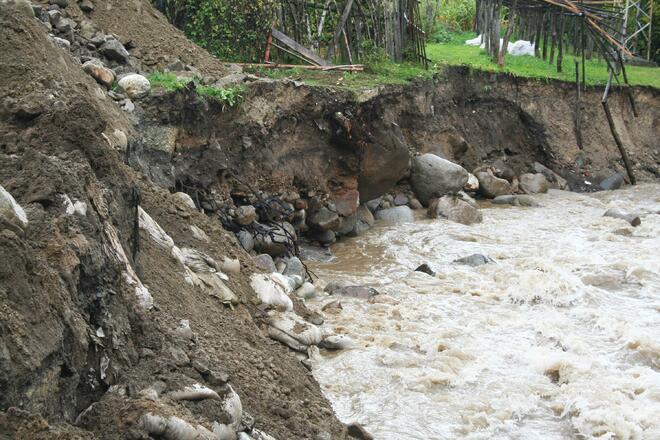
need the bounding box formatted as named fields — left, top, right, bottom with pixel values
left=226, top=187, right=376, bottom=259
left=26, top=0, right=211, bottom=114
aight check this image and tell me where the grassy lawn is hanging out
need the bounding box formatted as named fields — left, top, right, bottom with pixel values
left=151, top=32, right=658, bottom=93
left=427, top=31, right=660, bottom=88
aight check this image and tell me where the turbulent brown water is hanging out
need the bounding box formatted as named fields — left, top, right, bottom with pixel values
left=309, top=185, right=660, bottom=440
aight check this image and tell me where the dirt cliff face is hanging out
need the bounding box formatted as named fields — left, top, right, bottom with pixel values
left=1, top=1, right=658, bottom=439
left=129, top=68, right=659, bottom=211
left=0, top=4, right=348, bottom=439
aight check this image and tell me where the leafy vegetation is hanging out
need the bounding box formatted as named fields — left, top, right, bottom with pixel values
left=147, top=72, right=245, bottom=108
left=436, top=0, right=476, bottom=32
left=155, top=0, right=275, bottom=61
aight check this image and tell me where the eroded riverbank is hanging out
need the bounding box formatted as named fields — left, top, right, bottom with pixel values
left=309, top=184, right=660, bottom=440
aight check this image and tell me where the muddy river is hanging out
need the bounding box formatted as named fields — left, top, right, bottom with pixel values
left=309, top=185, right=660, bottom=440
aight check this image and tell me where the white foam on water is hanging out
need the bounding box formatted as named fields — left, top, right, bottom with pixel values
left=310, top=184, right=660, bottom=440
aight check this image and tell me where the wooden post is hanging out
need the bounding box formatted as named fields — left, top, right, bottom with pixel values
left=534, top=11, right=542, bottom=58
left=557, top=13, right=564, bottom=72
left=575, top=61, right=583, bottom=149
left=264, top=31, right=273, bottom=63
left=602, top=71, right=636, bottom=184
left=542, top=12, right=548, bottom=60
left=327, top=0, right=355, bottom=62
left=498, top=0, right=518, bottom=67
left=549, top=13, right=557, bottom=64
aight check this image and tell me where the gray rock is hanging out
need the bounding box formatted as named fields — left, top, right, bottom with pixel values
left=253, top=222, right=296, bottom=256
left=253, top=254, right=276, bottom=273
left=335, top=213, right=357, bottom=236
left=374, top=206, right=415, bottom=224
left=476, top=171, right=512, bottom=198
left=409, top=198, right=423, bottom=210
left=492, top=195, right=540, bottom=207
left=365, top=198, right=382, bottom=213
left=411, top=154, right=469, bottom=205
left=51, top=36, right=71, bottom=51
left=235, top=205, right=257, bottom=225
left=117, top=74, right=150, bottom=99
left=299, top=244, right=333, bottom=263
left=492, top=159, right=516, bottom=182
left=294, top=282, right=317, bottom=300
left=308, top=207, right=340, bottom=231
left=312, top=229, right=336, bottom=245
left=55, top=17, right=74, bottom=32
left=349, top=205, right=375, bottom=236
left=282, top=257, right=305, bottom=280
left=492, top=195, right=517, bottom=205
left=604, top=208, right=641, bottom=227
left=0, top=185, right=28, bottom=232
left=120, top=99, right=135, bottom=113
left=415, top=264, right=436, bottom=276
left=49, top=0, right=69, bottom=7
left=101, top=39, right=129, bottom=63
left=533, top=162, right=568, bottom=190
left=48, top=9, right=61, bottom=25
left=79, top=0, right=95, bottom=12
left=333, top=286, right=379, bottom=299
left=90, top=34, right=106, bottom=47
left=599, top=173, right=624, bottom=191
left=456, top=190, right=478, bottom=207
left=347, top=423, right=374, bottom=440
left=393, top=194, right=409, bottom=206
left=320, top=335, right=355, bottom=350
left=428, top=195, right=482, bottom=225
left=453, top=254, right=494, bottom=266
left=513, top=195, right=541, bottom=207
left=519, top=173, right=549, bottom=194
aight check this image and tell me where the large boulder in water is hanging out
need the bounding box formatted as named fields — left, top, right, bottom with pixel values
left=428, top=195, right=482, bottom=225
left=519, top=173, right=549, bottom=194
left=533, top=162, right=568, bottom=190
left=410, top=154, right=469, bottom=205
left=476, top=171, right=511, bottom=198
left=599, top=173, right=624, bottom=191
left=374, top=206, right=415, bottom=224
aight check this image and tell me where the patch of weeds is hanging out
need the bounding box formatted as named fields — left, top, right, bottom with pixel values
left=147, top=72, right=244, bottom=109
left=197, top=85, right=245, bottom=109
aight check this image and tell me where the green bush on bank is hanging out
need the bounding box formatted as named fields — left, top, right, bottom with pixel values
left=155, top=0, right=276, bottom=62
left=147, top=72, right=245, bottom=108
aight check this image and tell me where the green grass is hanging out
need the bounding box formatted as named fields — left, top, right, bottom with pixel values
left=244, top=62, right=434, bottom=91
left=147, top=72, right=245, bottom=108
left=427, top=31, right=660, bottom=88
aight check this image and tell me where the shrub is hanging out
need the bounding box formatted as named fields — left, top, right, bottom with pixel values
left=437, top=0, right=476, bottom=32
left=155, top=0, right=276, bottom=62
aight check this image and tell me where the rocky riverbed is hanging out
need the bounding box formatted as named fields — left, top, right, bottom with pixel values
left=307, top=184, right=660, bottom=440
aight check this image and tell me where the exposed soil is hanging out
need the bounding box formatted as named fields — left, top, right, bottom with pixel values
left=1, top=1, right=658, bottom=440
left=1, top=3, right=347, bottom=439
